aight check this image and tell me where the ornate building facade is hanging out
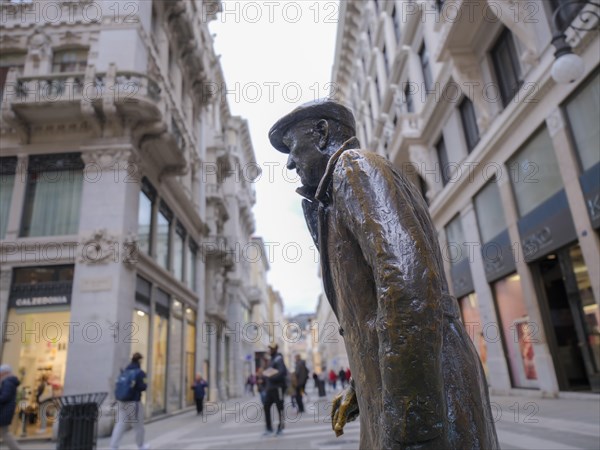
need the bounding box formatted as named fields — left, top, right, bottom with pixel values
left=0, top=0, right=268, bottom=436
left=332, top=0, right=599, bottom=395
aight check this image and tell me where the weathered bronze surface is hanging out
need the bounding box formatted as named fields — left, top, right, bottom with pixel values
left=269, top=100, right=500, bottom=449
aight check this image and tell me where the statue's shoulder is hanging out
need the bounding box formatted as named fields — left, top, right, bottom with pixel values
left=335, top=148, right=391, bottom=177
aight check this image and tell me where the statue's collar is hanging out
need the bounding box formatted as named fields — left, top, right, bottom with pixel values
left=294, top=136, right=360, bottom=204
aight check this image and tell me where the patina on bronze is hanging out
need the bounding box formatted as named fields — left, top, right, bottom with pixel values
left=269, top=100, right=500, bottom=449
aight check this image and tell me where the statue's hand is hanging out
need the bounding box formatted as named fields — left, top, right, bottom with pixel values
left=331, top=383, right=359, bottom=437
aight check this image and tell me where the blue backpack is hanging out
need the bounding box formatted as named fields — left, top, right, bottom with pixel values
left=115, top=368, right=140, bottom=401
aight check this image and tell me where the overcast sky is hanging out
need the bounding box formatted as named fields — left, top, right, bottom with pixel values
left=209, top=1, right=340, bottom=316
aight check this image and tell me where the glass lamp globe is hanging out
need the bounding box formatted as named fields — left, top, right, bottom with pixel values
left=551, top=53, right=585, bottom=84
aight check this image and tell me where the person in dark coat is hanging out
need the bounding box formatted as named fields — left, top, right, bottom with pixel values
left=0, top=364, right=21, bottom=450
left=191, top=374, right=208, bottom=415
left=269, top=100, right=499, bottom=449
left=109, top=352, right=148, bottom=450
left=294, top=355, right=309, bottom=413
left=263, top=343, right=287, bottom=436
left=338, top=368, right=347, bottom=389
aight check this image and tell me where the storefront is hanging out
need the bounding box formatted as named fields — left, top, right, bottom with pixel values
left=1, top=265, right=74, bottom=437
left=458, top=293, right=489, bottom=377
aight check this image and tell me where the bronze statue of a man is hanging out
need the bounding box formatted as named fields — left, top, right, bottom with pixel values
left=269, top=100, right=499, bottom=449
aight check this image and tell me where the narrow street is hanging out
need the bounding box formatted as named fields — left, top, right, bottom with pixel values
left=17, top=386, right=600, bottom=450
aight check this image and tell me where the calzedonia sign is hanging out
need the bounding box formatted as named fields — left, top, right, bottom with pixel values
left=11, top=295, right=70, bottom=308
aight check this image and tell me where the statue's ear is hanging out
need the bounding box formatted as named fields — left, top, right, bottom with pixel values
left=316, top=119, right=329, bottom=150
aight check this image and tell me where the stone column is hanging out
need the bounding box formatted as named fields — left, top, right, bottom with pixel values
left=546, top=108, right=600, bottom=304
left=0, top=269, right=12, bottom=360
left=497, top=170, right=560, bottom=395
left=218, top=327, right=227, bottom=400
left=65, top=146, right=141, bottom=434
left=208, top=319, right=218, bottom=401
left=460, top=204, right=512, bottom=392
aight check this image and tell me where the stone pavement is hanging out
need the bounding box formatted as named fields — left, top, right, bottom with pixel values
left=13, top=387, right=600, bottom=450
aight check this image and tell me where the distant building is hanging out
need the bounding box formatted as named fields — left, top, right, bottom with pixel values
left=314, top=293, right=349, bottom=374
left=332, top=0, right=599, bottom=394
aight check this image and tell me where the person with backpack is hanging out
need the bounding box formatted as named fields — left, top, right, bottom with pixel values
left=0, top=365, right=21, bottom=450
left=191, top=374, right=208, bottom=415
left=263, top=343, right=287, bottom=436
left=110, top=352, right=149, bottom=450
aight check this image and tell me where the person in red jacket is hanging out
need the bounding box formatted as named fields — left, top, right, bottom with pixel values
left=328, top=369, right=337, bottom=390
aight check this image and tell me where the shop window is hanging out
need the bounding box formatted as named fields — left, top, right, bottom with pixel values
left=20, top=154, right=83, bottom=237
left=185, top=308, right=196, bottom=406
left=445, top=215, right=466, bottom=266
left=138, top=178, right=156, bottom=256
left=508, top=126, right=563, bottom=217
left=493, top=274, right=538, bottom=388
left=186, top=240, right=198, bottom=291
left=173, top=223, right=186, bottom=282
left=459, top=293, right=489, bottom=376
left=152, top=290, right=169, bottom=415
left=564, top=72, right=600, bottom=172
left=52, top=49, right=88, bottom=73
left=132, top=309, right=150, bottom=374
left=0, top=157, right=17, bottom=238
left=156, top=202, right=172, bottom=271
left=490, top=28, right=523, bottom=107
left=474, top=179, right=507, bottom=243
left=167, top=300, right=183, bottom=411
left=419, top=42, right=433, bottom=94
left=459, top=97, right=479, bottom=153
left=436, top=136, right=450, bottom=186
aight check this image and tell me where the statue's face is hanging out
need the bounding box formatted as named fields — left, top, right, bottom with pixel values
left=283, top=121, right=330, bottom=189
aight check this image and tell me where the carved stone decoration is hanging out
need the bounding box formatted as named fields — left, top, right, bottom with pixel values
left=79, top=229, right=119, bottom=265
left=122, top=233, right=139, bottom=269
left=27, top=27, right=51, bottom=63
left=80, top=147, right=137, bottom=170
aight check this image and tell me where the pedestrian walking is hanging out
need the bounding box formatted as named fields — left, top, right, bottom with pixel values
left=191, top=374, right=208, bottom=415
left=263, top=344, right=287, bottom=436
left=338, top=368, right=347, bottom=389
left=245, top=374, right=256, bottom=396
left=328, top=369, right=337, bottom=390
left=0, top=365, right=21, bottom=450
left=294, top=355, right=309, bottom=413
left=345, top=367, right=351, bottom=381
left=109, top=352, right=149, bottom=450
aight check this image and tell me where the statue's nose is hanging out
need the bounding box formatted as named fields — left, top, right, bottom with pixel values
left=286, top=153, right=296, bottom=171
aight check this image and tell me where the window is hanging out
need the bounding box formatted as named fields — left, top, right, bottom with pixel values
left=0, top=157, right=17, bottom=238
left=436, top=136, right=450, bottom=186
left=20, top=154, right=83, bottom=237
left=152, top=289, right=169, bottom=414
left=391, top=6, right=401, bottom=42
left=174, top=222, right=186, bottom=282
left=404, top=81, right=414, bottom=113
left=1, top=53, right=25, bottom=100
left=459, top=97, right=480, bottom=153
left=564, top=72, right=600, bottom=171
left=187, top=240, right=197, bottom=291
left=382, top=45, right=389, bottom=77
left=491, top=29, right=523, bottom=107
left=156, top=202, right=172, bottom=270
left=474, top=179, right=506, bottom=243
left=445, top=215, right=467, bottom=265
left=52, top=49, right=88, bottom=73
left=508, top=126, right=563, bottom=217
left=138, top=178, right=156, bottom=255
left=419, top=42, right=433, bottom=94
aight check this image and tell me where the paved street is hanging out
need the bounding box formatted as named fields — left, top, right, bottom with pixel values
left=15, top=387, right=600, bottom=450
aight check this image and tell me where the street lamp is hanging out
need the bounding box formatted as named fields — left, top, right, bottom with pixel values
left=550, top=0, right=600, bottom=84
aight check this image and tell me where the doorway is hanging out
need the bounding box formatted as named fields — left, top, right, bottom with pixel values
left=533, top=244, right=600, bottom=392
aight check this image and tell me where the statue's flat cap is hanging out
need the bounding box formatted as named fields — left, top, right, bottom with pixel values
left=269, top=100, right=355, bottom=153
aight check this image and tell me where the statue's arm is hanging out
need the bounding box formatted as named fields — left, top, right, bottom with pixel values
left=334, top=151, right=445, bottom=445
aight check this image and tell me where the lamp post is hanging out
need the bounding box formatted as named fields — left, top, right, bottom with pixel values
left=550, top=0, right=599, bottom=84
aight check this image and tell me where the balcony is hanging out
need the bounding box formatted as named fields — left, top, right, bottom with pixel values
left=1, top=66, right=162, bottom=130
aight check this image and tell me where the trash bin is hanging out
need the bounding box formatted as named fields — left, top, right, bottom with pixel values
left=53, top=392, right=108, bottom=450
